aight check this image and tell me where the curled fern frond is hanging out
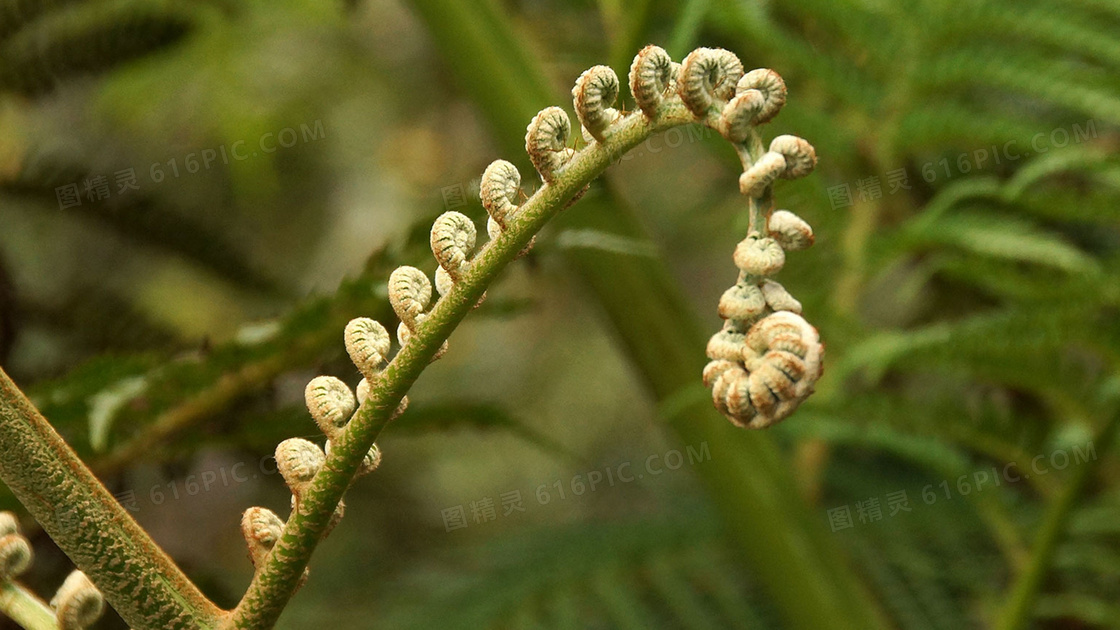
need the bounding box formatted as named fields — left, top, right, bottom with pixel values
left=573, top=65, right=622, bottom=142
left=629, top=44, right=679, bottom=118
left=677, top=53, right=823, bottom=429
left=305, top=376, right=357, bottom=441
left=0, top=0, right=201, bottom=96
left=677, top=47, right=744, bottom=119
left=525, top=106, right=576, bottom=182
left=0, top=533, right=31, bottom=579
left=430, top=211, right=478, bottom=280
left=389, top=266, right=433, bottom=331
left=275, top=438, right=325, bottom=501
left=224, top=45, right=834, bottom=627
left=51, top=570, right=104, bottom=630
left=241, top=507, right=285, bottom=569
left=480, top=160, right=521, bottom=228
left=344, top=317, right=392, bottom=380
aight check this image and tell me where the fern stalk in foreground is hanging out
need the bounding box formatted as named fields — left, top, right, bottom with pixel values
left=0, top=371, right=220, bottom=629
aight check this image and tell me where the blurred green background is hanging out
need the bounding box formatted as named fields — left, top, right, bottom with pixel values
left=1, top=0, right=1119, bottom=628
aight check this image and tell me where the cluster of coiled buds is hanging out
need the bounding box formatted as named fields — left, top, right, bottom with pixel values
left=623, top=45, right=825, bottom=429
left=238, top=46, right=824, bottom=576
left=517, top=45, right=824, bottom=428
left=241, top=319, right=398, bottom=578
left=0, top=512, right=105, bottom=629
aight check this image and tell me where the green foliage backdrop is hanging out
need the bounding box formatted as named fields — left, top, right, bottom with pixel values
left=0, top=0, right=1118, bottom=628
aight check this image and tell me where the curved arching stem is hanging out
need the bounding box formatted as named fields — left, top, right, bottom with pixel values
left=224, top=103, right=697, bottom=629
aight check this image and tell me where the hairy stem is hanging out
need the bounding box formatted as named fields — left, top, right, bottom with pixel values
left=225, top=103, right=697, bottom=630
left=0, top=581, right=55, bottom=630
left=0, top=369, right=222, bottom=630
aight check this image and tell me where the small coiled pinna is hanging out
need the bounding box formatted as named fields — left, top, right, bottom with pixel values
left=430, top=211, right=477, bottom=280
left=573, top=65, right=622, bottom=142
left=305, top=376, right=357, bottom=442
left=525, top=107, right=576, bottom=183
left=344, top=317, right=392, bottom=380
left=51, top=571, right=104, bottom=630
left=768, top=210, right=814, bottom=251
left=388, top=266, right=432, bottom=330
left=0, top=513, right=31, bottom=580
left=629, top=45, right=678, bottom=118
left=738, top=135, right=817, bottom=197
left=677, top=47, right=744, bottom=119
left=276, top=438, right=325, bottom=502
left=480, top=160, right=521, bottom=229
left=241, top=506, right=284, bottom=569
left=737, top=69, right=787, bottom=124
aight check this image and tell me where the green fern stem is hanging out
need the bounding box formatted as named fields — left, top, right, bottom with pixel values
left=0, top=369, right=223, bottom=630
left=994, top=411, right=1120, bottom=630
left=0, top=580, right=55, bottom=630
left=224, top=100, right=698, bottom=630
left=738, top=129, right=769, bottom=234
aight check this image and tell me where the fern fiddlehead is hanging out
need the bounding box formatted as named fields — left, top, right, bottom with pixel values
left=221, top=44, right=823, bottom=629
left=663, top=46, right=824, bottom=430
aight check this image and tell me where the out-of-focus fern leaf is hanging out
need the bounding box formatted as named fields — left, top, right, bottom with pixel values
left=848, top=535, right=942, bottom=630
left=892, top=105, right=1049, bottom=153
left=0, top=0, right=86, bottom=42
left=1034, top=593, right=1120, bottom=628
left=388, top=401, right=581, bottom=463
left=1045, top=491, right=1120, bottom=627
left=23, top=245, right=405, bottom=459
left=785, top=413, right=971, bottom=477
left=835, top=307, right=1107, bottom=403
left=1002, top=146, right=1114, bottom=200
left=922, top=47, right=1120, bottom=125
left=680, top=2, right=1120, bottom=627
left=0, top=0, right=214, bottom=95
left=936, top=2, right=1120, bottom=71
left=930, top=255, right=1110, bottom=303
left=901, top=211, right=1099, bottom=274
left=379, top=513, right=782, bottom=630
left=4, top=161, right=280, bottom=292
left=827, top=447, right=1008, bottom=630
